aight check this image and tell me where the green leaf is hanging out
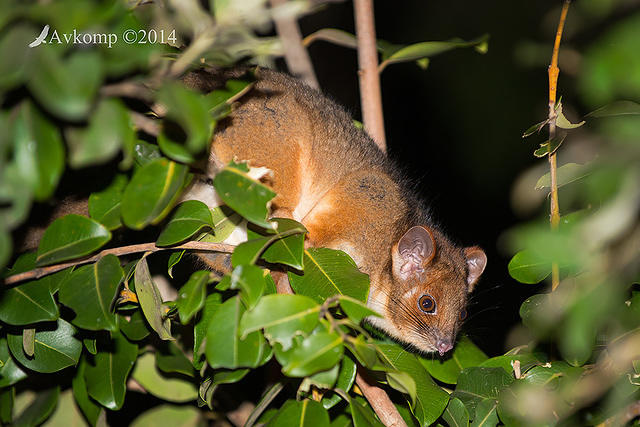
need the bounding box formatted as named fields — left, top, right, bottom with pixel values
left=479, top=352, right=542, bottom=376
left=0, top=24, right=34, bottom=90
left=321, top=354, right=357, bottom=409
left=43, top=389, right=91, bottom=427
left=132, top=352, right=197, bottom=403
left=443, top=397, right=470, bottom=427
left=377, top=343, right=449, bottom=426
left=0, top=230, right=10, bottom=271
left=84, top=331, right=138, bottom=410
left=72, top=357, right=101, bottom=426
left=230, top=264, right=267, bottom=309
left=205, top=296, right=268, bottom=369
left=133, top=141, right=162, bottom=167
left=508, top=250, right=551, bottom=284
left=338, top=295, right=381, bottom=323
left=204, top=79, right=253, bottom=118
left=193, top=293, right=222, bottom=364
left=22, top=328, right=35, bottom=357
left=420, top=336, right=487, bottom=384
left=303, top=28, right=358, bottom=49
left=135, top=257, right=173, bottom=340
left=59, top=254, right=123, bottom=331
left=378, top=35, right=488, bottom=72
left=121, top=158, right=189, bottom=230
left=349, top=396, right=384, bottom=427
left=585, top=100, right=640, bottom=118
left=0, top=387, right=13, bottom=425
left=522, top=119, right=549, bottom=138
left=344, top=335, right=378, bottom=368
left=213, top=161, right=276, bottom=229
left=233, top=218, right=306, bottom=268
left=7, top=318, right=82, bottom=373
left=156, top=83, right=213, bottom=163
left=0, top=338, right=27, bottom=387
left=36, top=214, right=111, bottom=266
left=275, top=330, right=344, bottom=377
left=176, top=270, right=211, bottom=324
left=89, top=174, right=127, bottom=230
left=66, top=98, right=134, bottom=168
left=200, top=206, right=243, bottom=243
left=83, top=338, right=97, bottom=355
left=301, top=365, right=339, bottom=392
left=12, top=102, right=65, bottom=201
left=12, top=387, right=60, bottom=427
left=260, top=218, right=307, bottom=269
left=211, top=368, right=250, bottom=385
left=555, top=102, right=585, bottom=129
left=118, top=310, right=152, bottom=342
left=471, top=398, right=498, bottom=427
left=131, top=404, right=201, bottom=427
left=268, top=399, right=330, bottom=427
left=28, top=48, right=102, bottom=120
left=387, top=370, right=417, bottom=406
left=288, top=248, right=370, bottom=304
left=157, top=200, right=214, bottom=246
left=535, top=162, right=590, bottom=190
left=452, top=367, right=514, bottom=417
left=167, top=250, right=185, bottom=278
left=533, top=134, right=567, bottom=158
left=0, top=277, right=59, bottom=325
left=240, top=294, right=321, bottom=351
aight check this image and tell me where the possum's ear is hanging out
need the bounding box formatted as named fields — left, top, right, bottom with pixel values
left=391, top=226, right=436, bottom=281
left=464, top=246, right=487, bottom=292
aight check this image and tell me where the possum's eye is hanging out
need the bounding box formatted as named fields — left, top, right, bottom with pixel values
left=418, top=294, right=436, bottom=314
left=459, top=309, right=467, bottom=321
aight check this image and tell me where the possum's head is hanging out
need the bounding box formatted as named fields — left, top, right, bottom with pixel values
left=367, top=226, right=486, bottom=355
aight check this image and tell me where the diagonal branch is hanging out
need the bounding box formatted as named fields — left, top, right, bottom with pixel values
left=269, top=0, right=319, bottom=89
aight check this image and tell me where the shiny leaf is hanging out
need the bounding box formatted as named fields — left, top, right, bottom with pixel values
left=36, top=214, right=111, bottom=266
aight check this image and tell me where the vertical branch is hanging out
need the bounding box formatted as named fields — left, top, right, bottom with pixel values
left=269, top=0, right=319, bottom=89
left=352, top=2, right=405, bottom=426
left=353, top=0, right=387, bottom=151
left=547, top=0, right=571, bottom=291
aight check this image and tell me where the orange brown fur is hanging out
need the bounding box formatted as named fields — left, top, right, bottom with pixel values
left=189, top=69, right=487, bottom=355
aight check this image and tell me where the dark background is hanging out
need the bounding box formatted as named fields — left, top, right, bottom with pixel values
left=292, top=1, right=571, bottom=355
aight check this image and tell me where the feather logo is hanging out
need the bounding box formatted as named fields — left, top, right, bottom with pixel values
left=28, top=25, right=50, bottom=48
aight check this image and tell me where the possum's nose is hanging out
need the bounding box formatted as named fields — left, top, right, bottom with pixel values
left=436, top=339, right=453, bottom=356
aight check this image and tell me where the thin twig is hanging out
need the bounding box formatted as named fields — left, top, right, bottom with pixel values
left=130, top=111, right=161, bottom=136
left=3, top=241, right=235, bottom=286
left=353, top=0, right=386, bottom=151
left=548, top=0, right=571, bottom=291
left=101, top=81, right=153, bottom=102
left=269, top=0, right=319, bottom=89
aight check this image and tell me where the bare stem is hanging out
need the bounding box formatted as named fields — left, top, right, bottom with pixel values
left=3, top=241, right=235, bottom=286
left=353, top=0, right=386, bottom=151
left=269, top=0, right=319, bottom=89
left=548, top=0, right=571, bottom=291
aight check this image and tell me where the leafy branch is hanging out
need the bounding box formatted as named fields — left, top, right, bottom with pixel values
left=547, top=0, right=571, bottom=291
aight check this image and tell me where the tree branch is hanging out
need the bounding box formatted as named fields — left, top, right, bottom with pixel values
left=269, top=0, right=319, bottom=89
left=3, top=241, right=235, bottom=286
left=547, top=0, right=571, bottom=291
left=353, top=0, right=386, bottom=151
left=356, top=368, right=408, bottom=427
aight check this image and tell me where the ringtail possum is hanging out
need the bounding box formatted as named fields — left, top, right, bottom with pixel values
left=185, top=68, right=487, bottom=355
